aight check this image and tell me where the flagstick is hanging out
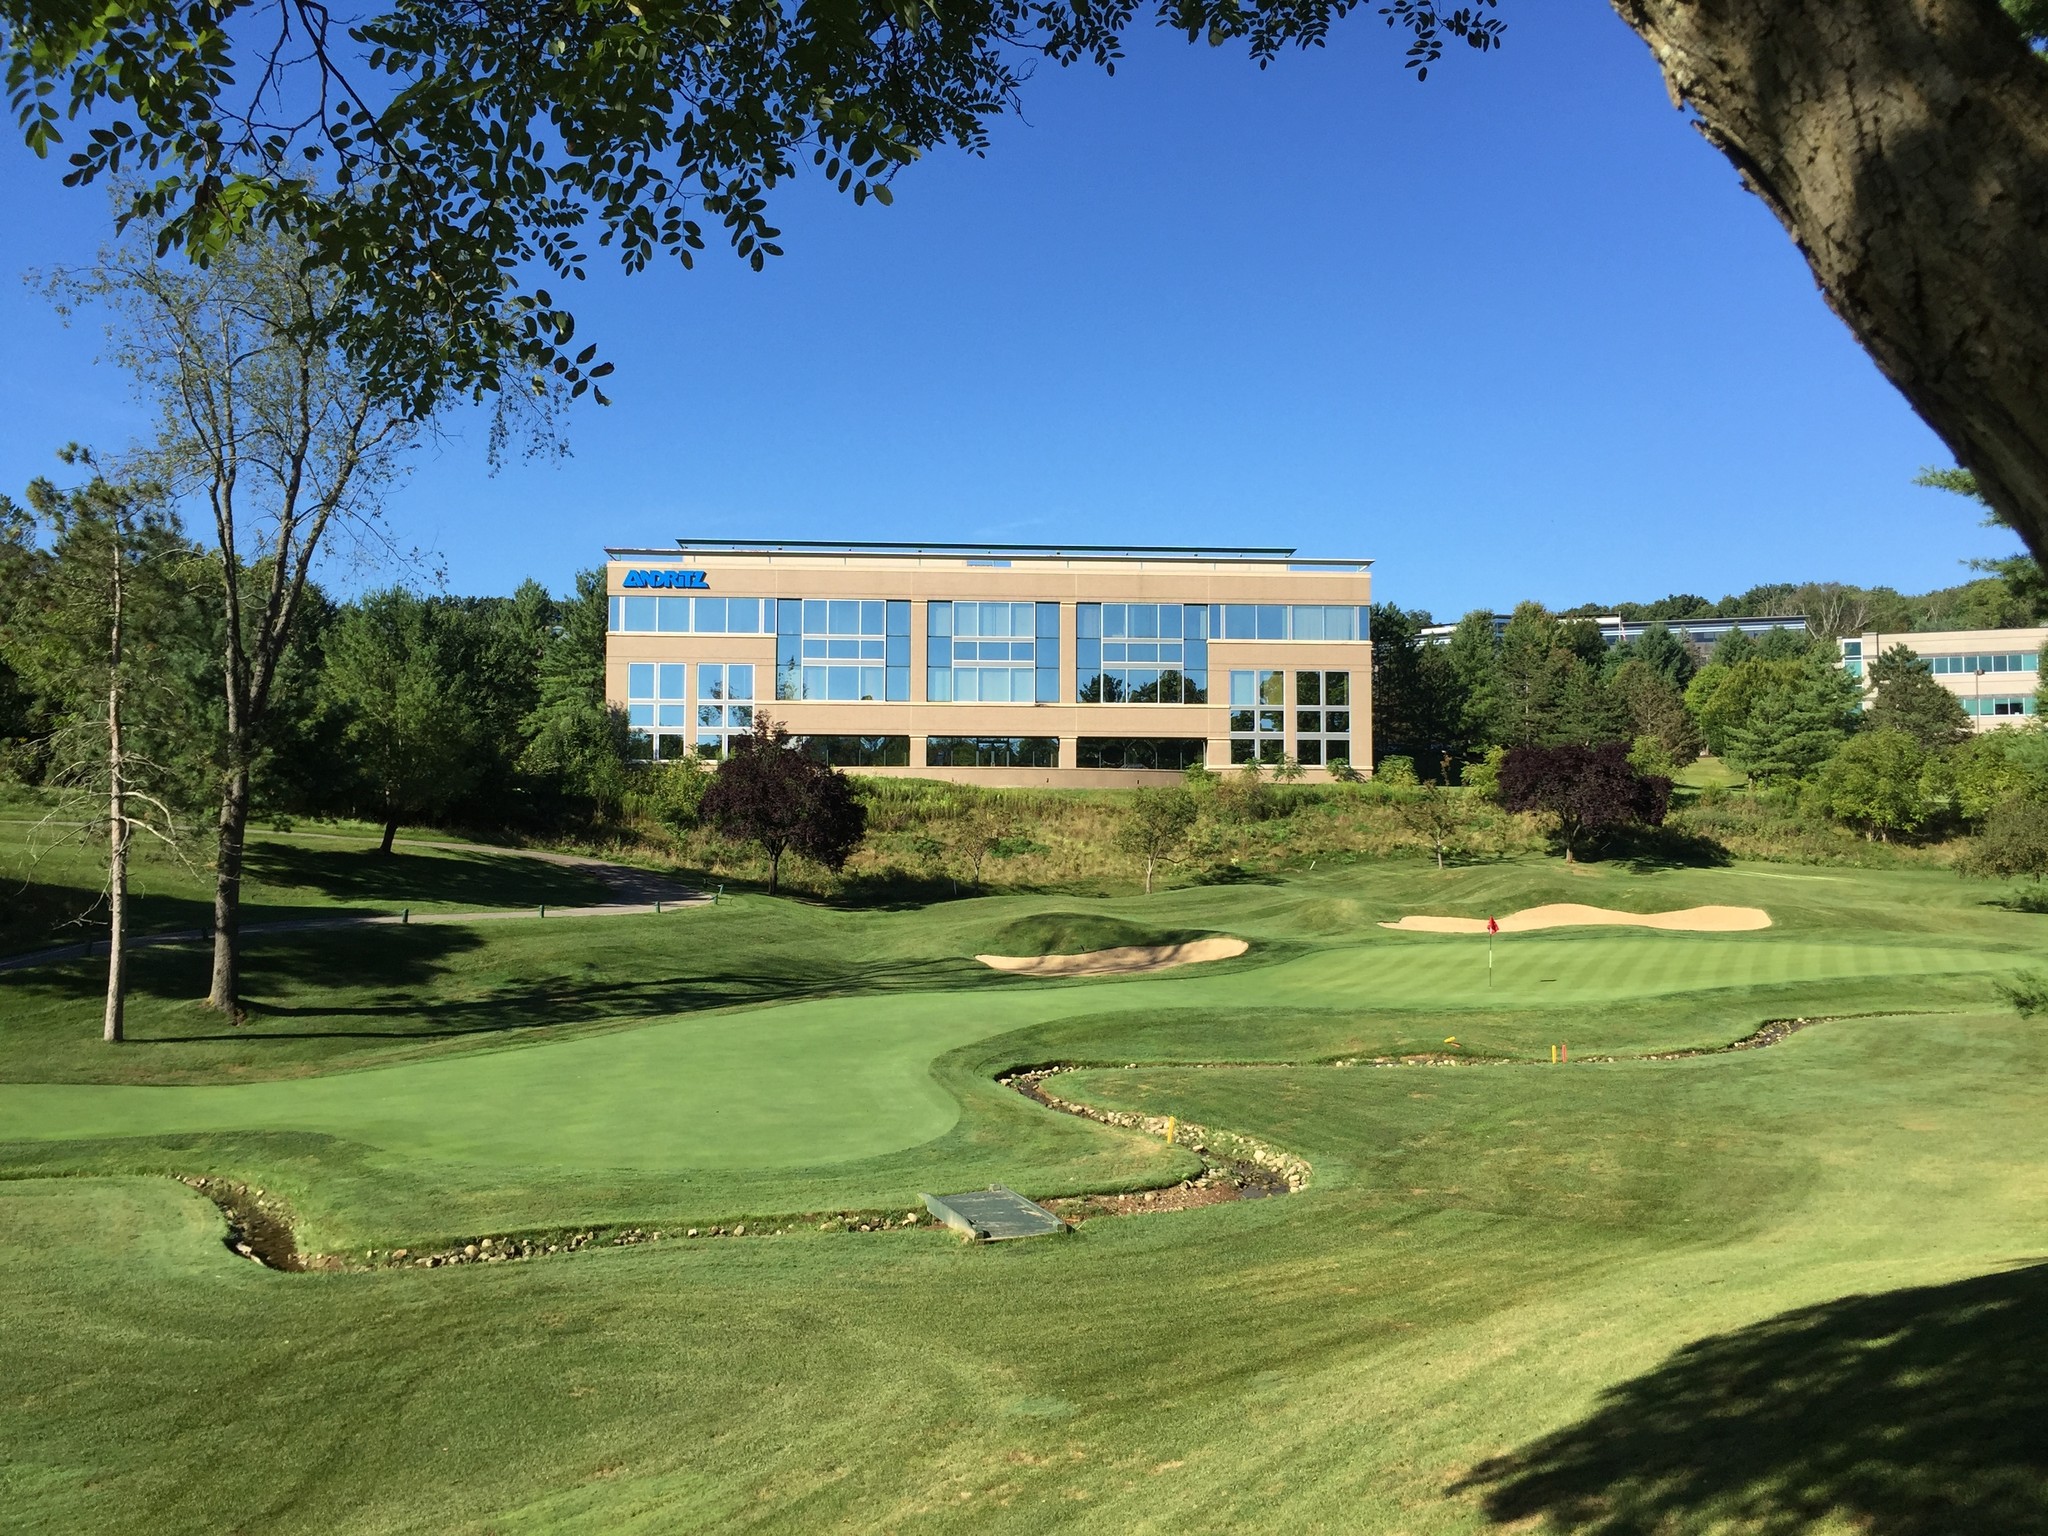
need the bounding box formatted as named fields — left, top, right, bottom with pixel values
left=1487, top=928, right=1494, bottom=989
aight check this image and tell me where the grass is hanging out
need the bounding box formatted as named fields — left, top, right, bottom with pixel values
left=0, top=787, right=614, bottom=958
left=3, top=846, right=2046, bottom=1532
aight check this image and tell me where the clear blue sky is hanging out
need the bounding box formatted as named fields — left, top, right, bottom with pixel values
left=0, top=6, right=2014, bottom=619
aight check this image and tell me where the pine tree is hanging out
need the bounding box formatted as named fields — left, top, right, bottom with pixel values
left=1866, top=644, right=1972, bottom=749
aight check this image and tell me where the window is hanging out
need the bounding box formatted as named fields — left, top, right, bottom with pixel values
left=798, top=735, right=911, bottom=767
left=610, top=594, right=766, bottom=634
left=1075, top=603, right=1207, bottom=703
left=1212, top=605, right=1366, bottom=643
left=1964, top=694, right=2036, bottom=718
left=928, top=602, right=1058, bottom=703
left=1228, top=670, right=1286, bottom=764
left=1929, top=652, right=2039, bottom=676
left=1840, top=640, right=1863, bottom=658
left=777, top=599, right=910, bottom=702
left=1077, top=738, right=1208, bottom=771
left=925, top=736, right=1061, bottom=768
left=1293, top=671, right=1352, bottom=769
left=692, top=664, right=756, bottom=757
left=626, top=663, right=692, bottom=760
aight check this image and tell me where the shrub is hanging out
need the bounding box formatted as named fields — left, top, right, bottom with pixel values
left=1958, top=797, right=2048, bottom=881
left=1373, top=755, right=1418, bottom=788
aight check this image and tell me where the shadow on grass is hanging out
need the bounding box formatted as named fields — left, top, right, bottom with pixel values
left=1456, top=1262, right=2048, bottom=1535
left=1985, top=886, right=2048, bottom=915
left=1607, top=825, right=1735, bottom=873
left=241, top=840, right=610, bottom=909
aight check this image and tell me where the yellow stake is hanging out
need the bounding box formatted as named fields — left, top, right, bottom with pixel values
left=1165, top=1116, right=1177, bottom=1145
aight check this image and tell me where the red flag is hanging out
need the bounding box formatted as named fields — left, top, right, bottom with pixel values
left=1487, top=917, right=1499, bottom=934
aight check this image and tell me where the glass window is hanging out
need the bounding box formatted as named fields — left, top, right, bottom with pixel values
left=690, top=597, right=723, bottom=633
left=1076, top=738, right=1207, bottom=770
left=658, top=664, right=686, bottom=700
left=627, top=664, right=655, bottom=700
left=797, top=735, right=910, bottom=767
left=622, top=595, right=657, bottom=632
left=1297, top=672, right=1321, bottom=706
left=1223, top=604, right=1255, bottom=640
left=608, top=596, right=621, bottom=632
left=728, top=598, right=762, bottom=634
left=925, top=736, right=1060, bottom=769
left=1293, top=671, right=1353, bottom=772
left=1256, top=605, right=1286, bottom=640
left=1292, top=606, right=1325, bottom=642
left=1076, top=604, right=1205, bottom=704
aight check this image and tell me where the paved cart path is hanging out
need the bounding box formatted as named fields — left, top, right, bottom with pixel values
left=0, top=837, right=708, bottom=974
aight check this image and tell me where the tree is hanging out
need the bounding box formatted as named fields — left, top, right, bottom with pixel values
left=1442, top=610, right=1505, bottom=751
left=1866, top=644, right=1973, bottom=749
left=1370, top=604, right=1474, bottom=766
left=1808, top=730, right=1938, bottom=841
left=959, top=794, right=1027, bottom=886
left=0, top=458, right=199, bottom=1041
left=699, top=716, right=866, bottom=894
left=1722, top=663, right=1860, bottom=785
left=520, top=570, right=631, bottom=825
left=1398, top=777, right=1465, bottom=870
left=1610, top=659, right=1702, bottom=768
left=1951, top=723, right=2048, bottom=822
left=1116, top=787, right=1197, bottom=894
left=1627, top=622, right=1696, bottom=691
left=319, top=590, right=485, bottom=854
left=1497, top=742, right=1671, bottom=862
left=1959, top=797, right=2048, bottom=881
left=53, top=225, right=419, bottom=1018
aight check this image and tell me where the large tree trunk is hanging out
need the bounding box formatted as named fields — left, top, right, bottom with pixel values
left=1610, top=0, right=2048, bottom=558
left=380, top=808, right=401, bottom=856
left=208, top=754, right=251, bottom=1019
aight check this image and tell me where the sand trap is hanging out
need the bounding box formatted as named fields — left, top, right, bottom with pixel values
left=976, top=936, right=1249, bottom=977
left=1379, top=904, right=1771, bottom=934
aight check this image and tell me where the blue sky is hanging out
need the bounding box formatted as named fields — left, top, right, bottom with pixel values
left=0, top=6, right=2013, bottom=619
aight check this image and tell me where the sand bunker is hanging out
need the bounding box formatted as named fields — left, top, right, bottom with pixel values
left=1379, top=904, right=1771, bottom=934
left=976, top=936, right=1249, bottom=977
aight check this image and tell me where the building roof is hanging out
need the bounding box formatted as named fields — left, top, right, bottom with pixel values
left=603, top=538, right=1371, bottom=567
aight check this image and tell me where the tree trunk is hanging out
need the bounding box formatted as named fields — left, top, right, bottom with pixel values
left=1610, top=0, right=2048, bottom=559
left=208, top=754, right=251, bottom=1019
left=380, top=808, right=400, bottom=856
left=104, top=547, right=127, bottom=1046
left=1145, top=852, right=1155, bottom=895
left=767, top=846, right=782, bottom=896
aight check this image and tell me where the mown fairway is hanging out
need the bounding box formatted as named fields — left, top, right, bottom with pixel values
left=3, top=854, right=2045, bottom=1533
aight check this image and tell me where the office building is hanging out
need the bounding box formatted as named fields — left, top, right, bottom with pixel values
left=1840, top=627, right=2043, bottom=730
left=604, top=540, right=1374, bottom=784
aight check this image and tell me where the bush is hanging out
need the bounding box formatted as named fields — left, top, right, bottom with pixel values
left=1373, top=755, right=1418, bottom=788
left=1497, top=742, right=1670, bottom=862
left=1958, top=797, right=2048, bottom=881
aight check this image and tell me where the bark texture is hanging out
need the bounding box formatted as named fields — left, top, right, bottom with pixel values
left=1610, top=0, right=2048, bottom=557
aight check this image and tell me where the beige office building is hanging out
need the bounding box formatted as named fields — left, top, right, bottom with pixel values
left=604, top=540, right=1374, bottom=784
left=1840, top=627, right=2044, bottom=731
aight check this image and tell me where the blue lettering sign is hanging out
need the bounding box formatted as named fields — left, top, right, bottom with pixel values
left=621, top=569, right=709, bottom=589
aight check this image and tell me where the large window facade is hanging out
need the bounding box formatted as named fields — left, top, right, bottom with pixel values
left=1294, top=671, right=1351, bottom=768
left=925, top=736, right=1060, bottom=768
left=1965, top=694, right=2036, bottom=719
left=800, top=735, right=911, bottom=767
left=1228, top=670, right=1286, bottom=763
left=928, top=602, right=1059, bottom=703
left=1929, top=651, right=2039, bottom=676
left=1076, top=603, right=1209, bottom=704
left=694, top=664, right=756, bottom=757
left=612, top=595, right=769, bottom=635
left=1213, top=604, right=1368, bottom=642
left=626, top=663, right=690, bottom=760
left=1077, top=737, right=1207, bottom=771
left=776, top=599, right=911, bottom=703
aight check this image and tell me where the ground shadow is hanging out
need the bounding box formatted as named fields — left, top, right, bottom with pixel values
left=1605, top=825, right=1735, bottom=872
left=1455, top=1262, right=2048, bottom=1535
left=1985, top=887, right=2048, bottom=915
left=241, top=840, right=610, bottom=909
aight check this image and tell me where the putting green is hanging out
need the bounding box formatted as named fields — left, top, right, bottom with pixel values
left=0, top=927, right=2016, bottom=1174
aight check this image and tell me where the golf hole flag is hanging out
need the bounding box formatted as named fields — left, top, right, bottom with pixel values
left=1487, top=917, right=1499, bottom=935
left=1486, top=916, right=1497, bottom=987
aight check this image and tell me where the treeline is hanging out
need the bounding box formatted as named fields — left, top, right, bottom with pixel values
left=0, top=497, right=631, bottom=850
left=1371, top=598, right=2048, bottom=852
left=1553, top=570, right=2047, bottom=636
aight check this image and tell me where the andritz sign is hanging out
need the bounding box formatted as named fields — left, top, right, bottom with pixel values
left=621, top=568, right=709, bottom=589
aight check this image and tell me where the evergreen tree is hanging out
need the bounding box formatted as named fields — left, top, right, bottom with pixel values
left=1629, top=622, right=1695, bottom=691
left=1865, top=643, right=1972, bottom=749
left=1610, top=659, right=1702, bottom=766
left=519, top=569, right=631, bottom=823
left=1722, top=660, right=1860, bottom=784
left=1443, top=610, right=1504, bottom=751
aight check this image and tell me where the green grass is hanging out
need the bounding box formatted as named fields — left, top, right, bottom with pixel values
left=0, top=789, right=613, bottom=957
left=3, top=851, right=2046, bottom=1532
left=973, top=910, right=1211, bottom=956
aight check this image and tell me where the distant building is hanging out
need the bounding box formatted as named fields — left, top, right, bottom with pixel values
left=603, top=540, right=1374, bottom=784
left=1419, top=614, right=1809, bottom=650
left=1839, top=628, right=2044, bottom=732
